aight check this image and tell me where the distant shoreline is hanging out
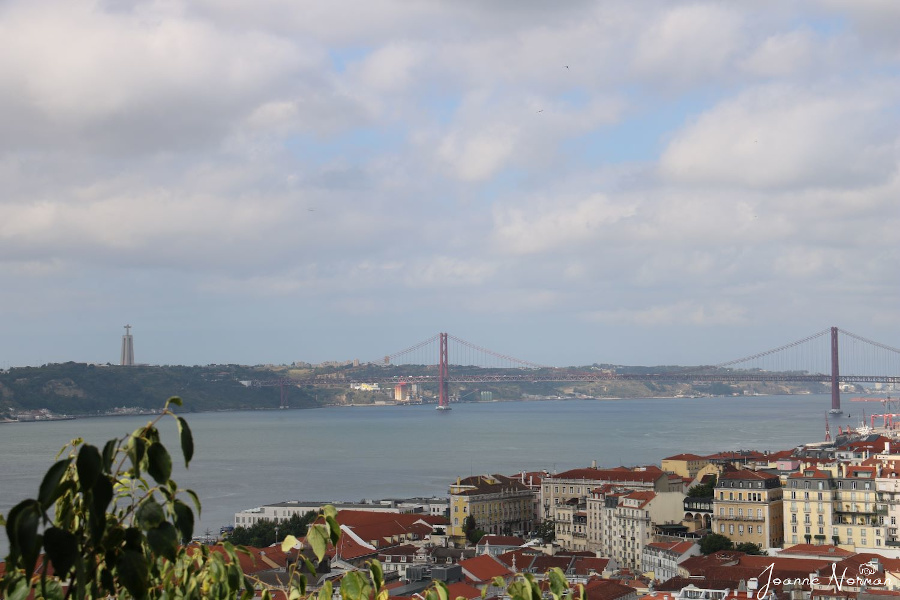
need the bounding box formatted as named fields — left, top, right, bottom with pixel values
left=0, top=391, right=821, bottom=423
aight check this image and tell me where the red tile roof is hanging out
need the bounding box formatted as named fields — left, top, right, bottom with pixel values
left=572, top=557, right=611, bottom=576
left=530, top=556, right=574, bottom=575
left=646, top=541, right=695, bottom=555
left=769, top=450, right=797, bottom=460
left=477, top=535, right=526, bottom=547
left=583, top=579, right=637, bottom=600
left=719, top=470, right=779, bottom=481
left=663, top=453, right=705, bottom=461
left=194, top=544, right=289, bottom=575
left=779, top=543, right=855, bottom=558
left=788, top=468, right=832, bottom=479
left=458, top=555, right=514, bottom=582
left=553, top=466, right=664, bottom=483
left=446, top=582, right=484, bottom=600
left=495, top=549, right=539, bottom=572
left=619, top=490, right=657, bottom=509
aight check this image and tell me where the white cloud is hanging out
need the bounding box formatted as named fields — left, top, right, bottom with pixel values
left=0, top=0, right=328, bottom=153
left=659, top=83, right=900, bottom=189
left=633, top=4, right=745, bottom=86
left=740, top=30, right=818, bottom=78
left=584, top=301, right=748, bottom=327
left=404, top=256, right=497, bottom=288
left=493, top=193, right=637, bottom=255
left=430, top=91, right=623, bottom=182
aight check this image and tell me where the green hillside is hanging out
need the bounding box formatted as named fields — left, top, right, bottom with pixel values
left=0, top=362, right=323, bottom=415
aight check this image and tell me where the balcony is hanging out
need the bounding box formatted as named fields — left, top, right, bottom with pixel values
left=835, top=504, right=878, bottom=515
left=717, top=515, right=764, bottom=522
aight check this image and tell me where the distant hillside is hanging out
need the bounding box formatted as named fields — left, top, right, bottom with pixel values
left=0, top=362, right=323, bottom=415
left=0, top=361, right=834, bottom=416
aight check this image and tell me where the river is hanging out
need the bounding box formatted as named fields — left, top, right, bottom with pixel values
left=0, top=394, right=841, bottom=556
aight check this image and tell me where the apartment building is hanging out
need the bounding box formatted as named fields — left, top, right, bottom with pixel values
left=712, top=469, right=784, bottom=549
left=448, top=475, right=534, bottom=544
left=642, top=540, right=700, bottom=582
left=542, top=465, right=677, bottom=550
left=784, top=468, right=837, bottom=547
left=662, top=454, right=711, bottom=480
left=587, top=487, right=685, bottom=571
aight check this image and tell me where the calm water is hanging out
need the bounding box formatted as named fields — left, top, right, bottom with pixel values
left=0, top=395, right=840, bottom=555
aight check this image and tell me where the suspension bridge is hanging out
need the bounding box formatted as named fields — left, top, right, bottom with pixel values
left=255, top=327, right=900, bottom=411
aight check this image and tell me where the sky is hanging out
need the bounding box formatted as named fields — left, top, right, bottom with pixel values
left=1, top=0, right=899, bottom=369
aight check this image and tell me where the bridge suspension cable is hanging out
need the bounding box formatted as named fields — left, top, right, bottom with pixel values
left=447, top=334, right=547, bottom=369
left=381, top=334, right=440, bottom=364
left=711, top=328, right=831, bottom=370
left=839, top=328, right=900, bottom=356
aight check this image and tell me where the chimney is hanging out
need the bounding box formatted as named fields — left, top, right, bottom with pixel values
left=592, top=460, right=597, bottom=469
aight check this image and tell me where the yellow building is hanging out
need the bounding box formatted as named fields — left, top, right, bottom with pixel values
left=712, top=469, right=784, bottom=549
left=448, top=475, right=534, bottom=545
left=784, top=464, right=885, bottom=551
left=662, top=454, right=710, bottom=479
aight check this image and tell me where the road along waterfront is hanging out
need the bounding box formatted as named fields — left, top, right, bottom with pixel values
left=0, top=394, right=836, bottom=555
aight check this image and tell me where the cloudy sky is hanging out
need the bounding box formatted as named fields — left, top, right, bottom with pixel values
left=1, top=0, right=898, bottom=369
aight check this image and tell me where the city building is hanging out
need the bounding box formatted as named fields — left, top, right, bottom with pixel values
left=234, top=498, right=446, bottom=528
left=543, top=465, right=678, bottom=550
left=641, top=540, right=700, bottom=582
left=784, top=467, right=838, bottom=547
left=591, top=488, right=686, bottom=572
left=712, top=469, right=784, bottom=549
left=662, top=454, right=711, bottom=480
left=448, top=475, right=534, bottom=544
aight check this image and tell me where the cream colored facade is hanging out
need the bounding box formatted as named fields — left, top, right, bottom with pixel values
left=712, top=470, right=783, bottom=549
left=783, top=468, right=836, bottom=547
left=541, top=466, right=673, bottom=550
left=662, top=454, right=710, bottom=480
left=449, top=475, right=534, bottom=544
left=877, top=470, right=900, bottom=547
left=783, top=465, right=887, bottom=552
left=586, top=488, right=685, bottom=571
